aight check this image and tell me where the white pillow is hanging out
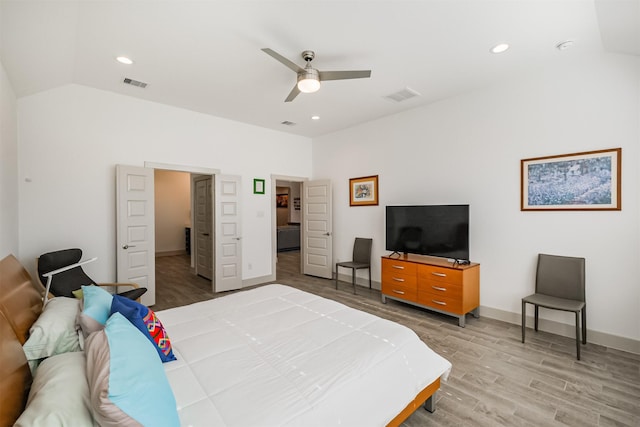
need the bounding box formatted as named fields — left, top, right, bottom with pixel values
left=22, top=297, right=82, bottom=368
left=14, top=352, right=96, bottom=427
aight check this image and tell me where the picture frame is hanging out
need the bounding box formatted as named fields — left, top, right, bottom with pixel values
left=349, top=175, right=379, bottom=207
left=521, top=148, right=621, bottom=211
left=276, top=194, right=288, bottom=208
left=253, top=178, right=265, bottom=194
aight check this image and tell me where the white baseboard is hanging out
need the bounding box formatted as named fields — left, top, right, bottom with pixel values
left=480, top=306, right=640, bottom=355
left=243, top=274, right=274, bottom=288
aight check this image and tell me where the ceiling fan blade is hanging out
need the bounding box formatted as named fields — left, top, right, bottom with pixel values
left=319, top=70, right=371, bottom=81
left=284, top=84, right=301, bottom=102
left=262, top=48, right=304, bottom=73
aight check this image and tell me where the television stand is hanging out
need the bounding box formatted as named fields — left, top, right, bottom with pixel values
left=381, top=254, right=480, bottom=327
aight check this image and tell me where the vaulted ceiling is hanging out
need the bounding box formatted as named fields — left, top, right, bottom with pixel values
left=1, top=0, right=638, bottom=138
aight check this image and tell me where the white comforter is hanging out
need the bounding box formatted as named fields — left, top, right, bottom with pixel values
left=159, top=284, right=451, bottom=427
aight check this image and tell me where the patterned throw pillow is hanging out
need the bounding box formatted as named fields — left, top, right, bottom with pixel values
left=110, top=295, right=176, bottom=363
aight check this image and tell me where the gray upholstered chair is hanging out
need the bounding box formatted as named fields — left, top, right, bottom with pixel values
left=522, top=253, right=586, bottom=359
left=335, top=238, right=372, bottom=295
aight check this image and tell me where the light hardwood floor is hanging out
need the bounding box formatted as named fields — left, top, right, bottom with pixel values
left=155, top=252, right=640, bottom=427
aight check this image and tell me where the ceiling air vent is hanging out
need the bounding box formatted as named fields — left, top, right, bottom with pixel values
left=384, top=87, right=420, bottom=103
left=281, top=121, right=297, bottom=126
left=123, top=77, right=148, bottom=89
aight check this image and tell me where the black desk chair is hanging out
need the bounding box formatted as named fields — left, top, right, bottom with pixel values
left=335, top=238, right=372, bottom=295
left=37, top=248, right=147, bottom=305
left=522, top=253, right=586, bottom=359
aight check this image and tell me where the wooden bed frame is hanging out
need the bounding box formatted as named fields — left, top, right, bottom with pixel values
left=0, top=253, right=439, bottom=426
left=0, top=254, right=43, bottom=426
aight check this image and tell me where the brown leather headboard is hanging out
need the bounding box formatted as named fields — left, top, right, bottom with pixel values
left=0, top=254, right=43, bottom=426
left=0, top=310, right=31, bottom=427
left=0, top=254, right=42, bottom=344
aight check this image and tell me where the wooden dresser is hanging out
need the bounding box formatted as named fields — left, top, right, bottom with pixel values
left=381, top=255, right=480, bottom=327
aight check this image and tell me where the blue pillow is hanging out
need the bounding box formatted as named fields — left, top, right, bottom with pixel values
left=110, top=295, right=176, bottom=363
left=78, top=285, right=113, bottom=337
left=82, top=285, right=113, bottom=324
left=85, top=312, right=179, bottom=427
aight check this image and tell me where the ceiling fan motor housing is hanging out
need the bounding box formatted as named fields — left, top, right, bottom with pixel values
left=297, top=68, right=320, bottom=93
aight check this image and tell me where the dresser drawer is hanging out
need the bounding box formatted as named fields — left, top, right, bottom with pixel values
left=418, top=279, right=462, bottom=299
left=382, top=258, right=417, bottom=275
left=417, top=292, right=463, bottom=314
left=418, top=264, right=462, bottom=285
left=382, top=281, right=417, bottom=302
left=382, top=270, right=417, bottom=290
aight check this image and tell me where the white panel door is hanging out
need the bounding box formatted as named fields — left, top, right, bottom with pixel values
left=116, top=165, right=155, bottom=306
left=214, top=175, right=242, bottom=292
left=194, top=176, right=213, bottom=280
left=302, top=179, right=333, bottom=279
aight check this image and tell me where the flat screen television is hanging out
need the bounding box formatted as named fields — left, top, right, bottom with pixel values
left=385, top=205, right=469, bottom=261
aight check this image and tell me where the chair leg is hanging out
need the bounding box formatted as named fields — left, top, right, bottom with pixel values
left=368, top=266, right=372, bottom=289
left=534, top=306, right=539, bottom=331
left=582, top=305, right=587, bottom=344
left=335, top=265, right=339, bottom=290
left=575, top=311, right=581, bottom=360
left=521, top=301, right=526, bottom=343
left=352, top=268, right=356, bottom=295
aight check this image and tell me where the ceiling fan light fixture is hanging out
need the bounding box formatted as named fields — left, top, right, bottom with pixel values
left=297, top=69, right=320, bottom=93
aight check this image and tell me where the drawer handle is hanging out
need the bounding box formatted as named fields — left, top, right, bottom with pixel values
left=393, top=290, right=406, bottom=295
left=392, top=265, right=405, bottom=270
left=432, top=300, right=447, bottom=306
left=431, top=286, right=447, bottom=291
left=431, top=272, right=447, bottom=277
left=392, top=277, right=405, bottom=282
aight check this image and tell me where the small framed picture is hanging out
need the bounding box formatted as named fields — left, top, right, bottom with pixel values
left=276, top=194, right=288, bottom=208
left=349, top=175, right=379, bottom=206
left=253, top=178, right=265, bottom=194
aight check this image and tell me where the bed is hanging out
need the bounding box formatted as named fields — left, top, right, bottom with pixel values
left=0, top=254, right=452, bottom=426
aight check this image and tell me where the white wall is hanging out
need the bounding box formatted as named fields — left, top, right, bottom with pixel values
left=155, top=169, right=190, bottom=254
left=313, top=53, right=640, bottom=345
left=17, top=84, right=312, bottom=282
left=0, top=59, right=19, bottom=259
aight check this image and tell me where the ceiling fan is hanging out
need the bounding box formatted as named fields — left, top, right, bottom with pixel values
left=261, top=48, right=371, bottom=102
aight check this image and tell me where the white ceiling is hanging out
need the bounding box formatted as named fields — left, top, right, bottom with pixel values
left=1, top=0, right=638, bottom=138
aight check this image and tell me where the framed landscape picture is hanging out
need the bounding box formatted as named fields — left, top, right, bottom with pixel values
left=349, top=175, right=379, bottom=206
left=521, top=148, right=621, bottom=211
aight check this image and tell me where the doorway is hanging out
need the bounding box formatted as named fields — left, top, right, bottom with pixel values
left=273, top=178, right=304, bottom=278
left=153, top=169, right=212, bottom=310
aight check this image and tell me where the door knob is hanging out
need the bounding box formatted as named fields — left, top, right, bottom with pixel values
left=122, top=244, right=136, bottom=250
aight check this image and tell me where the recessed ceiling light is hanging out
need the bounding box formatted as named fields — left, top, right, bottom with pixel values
left=556, top=40, right=575, bottom=51
left=116, top=56, right=134, bottom=65
left=490, top=43, right=510, bottom=54
left=311, top=116, right=320, bottom=120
